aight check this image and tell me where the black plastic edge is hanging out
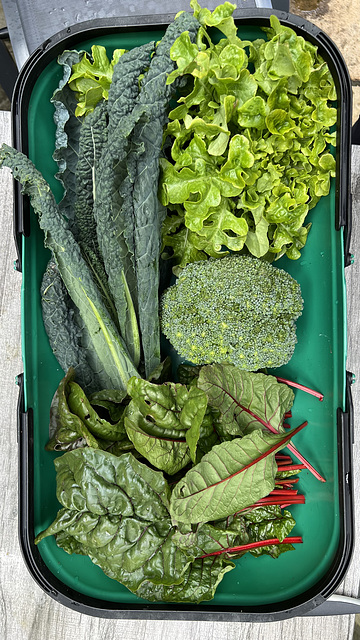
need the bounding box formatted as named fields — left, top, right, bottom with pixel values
left=352, top=115, right=360, bottom=145
left=15, top=10, right=354, bottom=621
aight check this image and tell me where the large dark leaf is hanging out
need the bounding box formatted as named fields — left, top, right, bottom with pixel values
left=47, top=368, right=99, bottom=451
left=0, top=145, right=138, bottom=391
left=135, top=556, right=235, bottom=603
left=46, top=369, right=130, bottom=451
left=35, top=449, right=195, bottom=591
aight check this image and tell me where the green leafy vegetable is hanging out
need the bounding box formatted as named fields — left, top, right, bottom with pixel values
left=160, top=10, right=337, bottom=270
left=46, top=368, right=132, bottom=452
left=169, top=424, right=304, bottom=524
left=160, top=254, right=303, bottom=371
left=68, top=45, right=127, bottom=117
left=35, top=441, right=303, bottom=601
left=35, top=449, right=194, bottom=592
left=92, top=41, right=156, bottom=369
left=51, top=49, right=85, bottom=221
left=47, top=368, right=100, bottom=451
left=124, top=376, right=209, bottom=473
left=0, top=145, right=139, bottom=391
left=41, top=259, right=100, bottom=394
left=198, top=364, right=294, bottom=438
left=6, top=0, right=321, bottom=605
left=136, top=556, right=235, bottom=603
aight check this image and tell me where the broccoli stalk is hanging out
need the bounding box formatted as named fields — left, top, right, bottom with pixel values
left=160, top=255, right=303, bottom=371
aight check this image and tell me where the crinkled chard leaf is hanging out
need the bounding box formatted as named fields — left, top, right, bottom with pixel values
left=35, top=449, right=196, bottom=591
left=89, top=388, right=128, bottom=423
left=243, top=505, right=296, bottom=547
left=66, top=380, right=126, bottom=441
left=125, top=402, right=191, bottom=475
left=135, top=556, right=235, bottom=603
left=124, top=377, right=208, bottom=473
left=47, top=448, right=170, bottom=519
left=47, top=368, right=99, bottom=451
left=46, top=369, right=130, bottom=451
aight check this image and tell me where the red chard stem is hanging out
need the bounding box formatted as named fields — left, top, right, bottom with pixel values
left=276, top=377, right=324, bottom=401
left=198, top=537, right=303, bottom=558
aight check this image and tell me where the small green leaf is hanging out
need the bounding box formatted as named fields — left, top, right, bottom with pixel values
left=237, top=96, right=269, bottom=129
left=68, top=45, right=128, bottom=116
left=244, top=216, right=269, bottom=257
left=266, top=109, right=296, bottom=135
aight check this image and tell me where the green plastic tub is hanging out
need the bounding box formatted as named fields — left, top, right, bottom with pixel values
left=14, top=8, right=354, bottom=621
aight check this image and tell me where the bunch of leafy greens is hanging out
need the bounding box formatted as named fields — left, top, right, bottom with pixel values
left=35, top=363, right=305, bottom=602
left=0, top=0, right=327, bottom=605
left=159, top=2, right=337, bottom=273
left=0, top=10, right=200, bottom=392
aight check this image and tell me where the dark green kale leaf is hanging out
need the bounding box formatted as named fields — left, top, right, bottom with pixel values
left=0, top=144, right=139, bottom=391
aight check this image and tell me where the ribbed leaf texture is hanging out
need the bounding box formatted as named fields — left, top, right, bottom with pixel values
left=170, top=427, right=298, bottom=524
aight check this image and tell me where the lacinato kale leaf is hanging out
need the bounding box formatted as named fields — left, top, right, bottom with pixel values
left=41, top=259, right=100, bottom=394
left=52, top=49, right=84, bottom=222
left=93, top=41, right=156, bottom=369
left=0, top=144, right=139, bottom=391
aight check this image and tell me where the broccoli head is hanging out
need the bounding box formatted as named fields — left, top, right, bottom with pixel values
left=160, top=255, right=303, bottom=371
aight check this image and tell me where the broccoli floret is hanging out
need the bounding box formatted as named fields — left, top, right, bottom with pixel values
left=160, top=255, right=303, bottom=371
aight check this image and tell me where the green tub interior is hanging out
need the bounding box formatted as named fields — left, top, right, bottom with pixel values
left=21, top=24, right=347, bottom=608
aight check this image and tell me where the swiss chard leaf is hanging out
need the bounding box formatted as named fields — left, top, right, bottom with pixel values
left=170, top=427, right=299, bottom=524
left=198, top=364, right=294, bottom=438
left=35, top=448, right=196, bottom=591
left=46, top=369, right=130, bottom=451
left=47, top=368, right=100, bottom=451
left=135, top=556, right=235, bottom=603
left=124, top=377, right=208, bottom=472
left=67, top=380, right=126, bottom=441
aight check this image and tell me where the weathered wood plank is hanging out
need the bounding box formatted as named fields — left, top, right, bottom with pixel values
left=0, top=110, right=358, bottom=640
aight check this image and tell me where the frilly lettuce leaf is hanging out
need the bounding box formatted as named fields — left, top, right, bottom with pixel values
left=68, top=45, right=127, bottom=116
left=161, top=9, right=337, bottom=270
